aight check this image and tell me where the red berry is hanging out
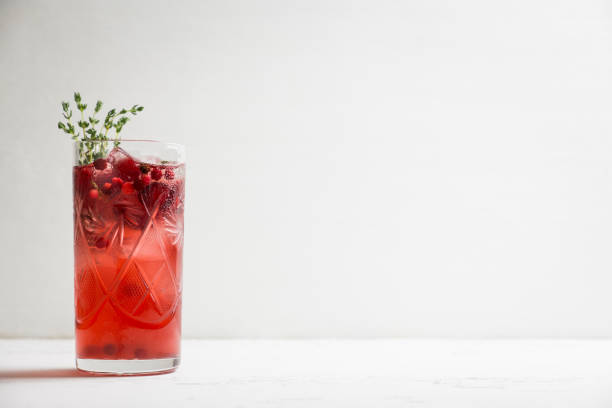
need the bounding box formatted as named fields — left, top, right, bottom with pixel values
left=94, top=158, right=108, bottom=170
left=122, top=182, right=135, bottom=194
left=142, top=174, right=151, bottom=186
left=88, top=189, right=99, bottom=200
left=164, top=169, right=175, bottom=180
left=110, top=177, right=124, bottom=193
left=150, top=168, right=163, bottom=181
left=102, top=182, right=112, bottom=193
left=95, top=237, right=108, bottom=249
left=116, top=157, right=140, bottom=180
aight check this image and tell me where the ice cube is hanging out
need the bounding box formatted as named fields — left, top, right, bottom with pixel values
left=108, top=147, right=141, bottom=181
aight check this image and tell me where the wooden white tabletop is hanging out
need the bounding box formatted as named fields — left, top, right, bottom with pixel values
left=1, top=339, right=611, bottom=407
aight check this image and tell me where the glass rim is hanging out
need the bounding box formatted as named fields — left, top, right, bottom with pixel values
left=72, top=139, right=185, bottom=149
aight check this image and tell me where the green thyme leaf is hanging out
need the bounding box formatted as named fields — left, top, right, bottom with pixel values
left=58, top=91, right=144, bottom=164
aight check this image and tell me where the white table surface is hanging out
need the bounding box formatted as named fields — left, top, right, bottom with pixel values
left=1, top=339, right=612, bottom=407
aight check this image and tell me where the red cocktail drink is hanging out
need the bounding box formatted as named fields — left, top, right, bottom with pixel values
left=73, top=142, right=184, bottom=374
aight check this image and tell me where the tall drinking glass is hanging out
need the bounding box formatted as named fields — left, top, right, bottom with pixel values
left=73, top=140, right=185, bottom=375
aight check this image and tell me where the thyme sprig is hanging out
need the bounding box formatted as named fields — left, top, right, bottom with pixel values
left=58, top=92, right=144, bottom=165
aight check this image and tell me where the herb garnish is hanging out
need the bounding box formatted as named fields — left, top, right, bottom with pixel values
left=58, top=92, right=144, bottom=165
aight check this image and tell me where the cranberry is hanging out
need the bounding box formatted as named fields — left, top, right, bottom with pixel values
left=102, top=182, right=112, bottom=193
left=150, top=167, right=163, bottom=181
left=122, top=182, right=135, bottom=194
left=103, top=344, right=117, bottom=355
left=88, top=189, right=99, bottom=200
left=110, top=177, right=124, bottom=193
left=142, top=174, right=151, bottom=186
left=116, top=158, right=140, bottom=180
left=93, top=158, right=108, bottom=170
left=95, top=237, right=108, bottom=248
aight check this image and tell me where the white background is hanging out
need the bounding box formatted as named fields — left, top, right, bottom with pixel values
left=1, top=0, right=612, bottom=338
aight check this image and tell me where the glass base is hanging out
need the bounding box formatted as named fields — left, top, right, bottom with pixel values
left=76, top=358, right=180, bottom=375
